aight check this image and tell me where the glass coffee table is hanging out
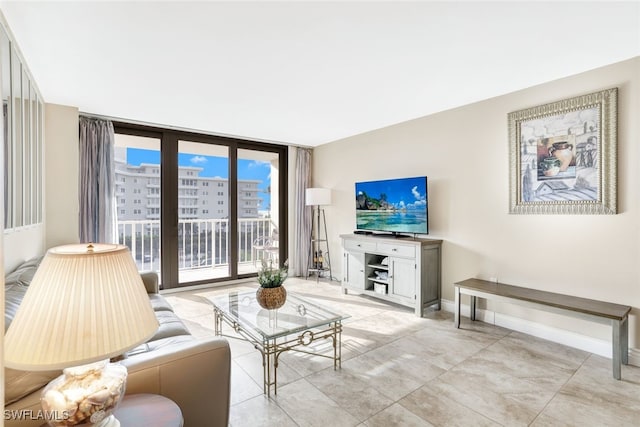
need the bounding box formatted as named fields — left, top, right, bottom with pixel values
left=206, top=290, right=348, bottom=396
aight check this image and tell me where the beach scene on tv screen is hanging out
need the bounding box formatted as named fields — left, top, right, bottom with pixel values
left=355, top=177, right=427, bottom=233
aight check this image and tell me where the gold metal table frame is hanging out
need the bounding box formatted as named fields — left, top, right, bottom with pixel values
left=209, top=291, right=347, bottom=396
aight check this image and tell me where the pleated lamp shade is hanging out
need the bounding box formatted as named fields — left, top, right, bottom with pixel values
left=4, top=243, right=159, bottom=371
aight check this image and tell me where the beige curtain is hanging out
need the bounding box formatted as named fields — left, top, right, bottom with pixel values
left=292, top=147, right=312, bottom=276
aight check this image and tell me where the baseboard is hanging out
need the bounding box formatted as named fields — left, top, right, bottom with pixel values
left=629, top=348, right=640, bottom=367
left=160, top=278, right=255, bottom=294
left=441, top=299, right=639, bottom=367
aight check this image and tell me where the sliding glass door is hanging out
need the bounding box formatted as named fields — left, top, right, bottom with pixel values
left=114, top=132, right=163, bottom=283
left=114, top=124, right=287, bottom=289
left=177, top=140, right=230, bottom=283
left=237, top=149, right=280, bottom=275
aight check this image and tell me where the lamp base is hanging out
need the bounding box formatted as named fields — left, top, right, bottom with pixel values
left=95, top=415, right=120, bottom=427
left=42, top=360, right=127, bottom=426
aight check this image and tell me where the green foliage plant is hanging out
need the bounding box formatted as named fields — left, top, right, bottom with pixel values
left=257, top=259, right=289, bottom=288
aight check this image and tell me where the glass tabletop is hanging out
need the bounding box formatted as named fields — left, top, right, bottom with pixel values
left=207, top=290, right=349, bottom=340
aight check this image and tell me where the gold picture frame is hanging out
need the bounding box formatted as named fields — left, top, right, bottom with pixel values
left=508, top=88, right=617, bottom=214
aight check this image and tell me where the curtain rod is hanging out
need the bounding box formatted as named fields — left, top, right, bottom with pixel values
left=79, top=111, right=313, bottom=149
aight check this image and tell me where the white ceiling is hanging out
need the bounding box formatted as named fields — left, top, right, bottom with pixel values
left=1, top=1, right=638, bottom=147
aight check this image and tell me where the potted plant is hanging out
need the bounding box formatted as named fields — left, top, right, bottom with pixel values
left=256, top=259, right=288, bottom=309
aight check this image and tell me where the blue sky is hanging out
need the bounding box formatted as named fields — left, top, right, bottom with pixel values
left=127, top=148, right=272, bottom=210
left=356, top=176, right=427, bottom=209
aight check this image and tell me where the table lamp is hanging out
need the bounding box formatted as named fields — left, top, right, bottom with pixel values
left=4, top=243, right=159, bottom=427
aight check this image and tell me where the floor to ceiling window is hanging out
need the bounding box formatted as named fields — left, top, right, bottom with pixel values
left=114, top=123, right=287, bottom=289
left=177, top=139, right=230, bottom=283
left=114, top=132, right=163, bottom=280
left=237, top=148, right=279, bottom=275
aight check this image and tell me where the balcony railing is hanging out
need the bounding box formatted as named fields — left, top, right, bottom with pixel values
left=117, top=217, right=276, bottom=275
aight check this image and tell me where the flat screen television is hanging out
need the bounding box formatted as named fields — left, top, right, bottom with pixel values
left=355, top=176, right=428, bottom=235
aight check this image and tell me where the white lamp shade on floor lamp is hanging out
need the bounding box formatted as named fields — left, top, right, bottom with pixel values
left=305, top=188, right=332, bottom=206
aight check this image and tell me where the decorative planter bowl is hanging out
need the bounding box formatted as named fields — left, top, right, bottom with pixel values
left=256, top=286, right=287, bottom=310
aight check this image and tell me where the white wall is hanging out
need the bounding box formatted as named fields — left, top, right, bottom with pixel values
left=313, top=57, right=640, bottom=353
left=45, top=103, right=79, bottom=248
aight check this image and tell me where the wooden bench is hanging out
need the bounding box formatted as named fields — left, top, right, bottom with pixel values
left=454, top=278, right=631, bottom=380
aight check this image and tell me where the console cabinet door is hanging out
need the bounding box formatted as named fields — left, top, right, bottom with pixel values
left=389, top=257, right=415, bottom=300
left=344, top=251, right=365, bottom=290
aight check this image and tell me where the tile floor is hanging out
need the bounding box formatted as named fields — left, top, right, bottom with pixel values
left=165, top=278, right=640, bottom=426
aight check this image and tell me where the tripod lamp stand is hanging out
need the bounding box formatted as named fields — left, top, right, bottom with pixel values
left=305, top=187, right=332, bottom=281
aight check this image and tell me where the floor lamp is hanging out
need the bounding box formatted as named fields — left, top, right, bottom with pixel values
left=305, top=187, right=332, bottom=282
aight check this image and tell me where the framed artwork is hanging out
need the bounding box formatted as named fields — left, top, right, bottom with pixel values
left=508, top=88, right=617, bottom=214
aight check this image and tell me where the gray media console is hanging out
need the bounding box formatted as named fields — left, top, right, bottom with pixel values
left=340, top=234, right=442, bottom=317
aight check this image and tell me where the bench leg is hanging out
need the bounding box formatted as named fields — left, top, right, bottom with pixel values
left=454, top=286, right=460, bottom=328
left=622, top=316, right=629, bottom=365
left=470, top=295, right=477, bottom=321
left=612, top=317, right=628, bottom=380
